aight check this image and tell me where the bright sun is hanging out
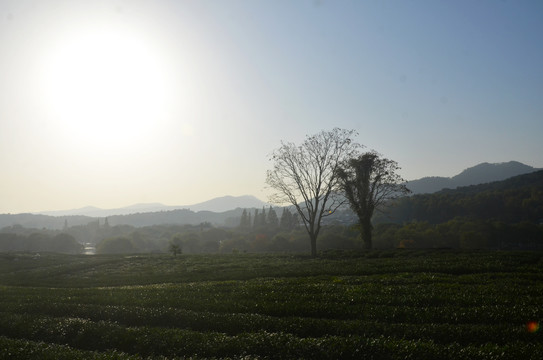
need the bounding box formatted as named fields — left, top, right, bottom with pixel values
left=40, top=24, right=172, bottom=154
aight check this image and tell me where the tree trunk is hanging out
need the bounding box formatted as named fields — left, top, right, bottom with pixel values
left=310, top=234, right=317, bottom=257
left=360, top=217, right=373, bottom=250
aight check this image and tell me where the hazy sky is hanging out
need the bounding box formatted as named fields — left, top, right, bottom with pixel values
left=1, top=0, right=542, bottom=214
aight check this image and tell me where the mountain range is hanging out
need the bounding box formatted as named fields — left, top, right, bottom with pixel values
left=36, top=161, right=538, bottom=218
left=406, top=161, right=541, bottom=194
left=36, top=195, right=269, bottom=217
left=1, top=161, right=540, bottom=230
left=378, top=169, right=543, bottom=225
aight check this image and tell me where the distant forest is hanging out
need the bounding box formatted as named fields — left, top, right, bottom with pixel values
left=377, top=170, right=543, bottom=224
left=1, top=171, right=542, bottom=253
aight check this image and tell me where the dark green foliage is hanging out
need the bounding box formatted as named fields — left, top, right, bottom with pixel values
left=379, top=170, right=543, bottom=224
left=279, top=208, right=298, bottom=230
left=267, top=206, right=279, bottom=228
left=373, top=219, right=543, bottom=249
left=0, top=251, right=542, bottom=358
left=338, top=152, right=410, bottom=249
left=0, top=232, right=83, bottom=254
left=239, top=209, right=251, bottom=229
left=257, top=207, right=267, bottom=228
left=96, top=236, right=136, bottom=254
left=168, top=240, right=181, bottom=256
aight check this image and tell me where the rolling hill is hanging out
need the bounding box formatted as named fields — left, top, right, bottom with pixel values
left=36, top=195, right=268, bottom=217
left=406, top=161, right=540, bottom=194
left=380, top=169, right=543, bottom=224
left=1, top=196, right=269, bottom=230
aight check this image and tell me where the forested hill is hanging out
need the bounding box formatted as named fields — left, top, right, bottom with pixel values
left=0, top=208, right=245, bottom=230
left=406, top=161, right=540, bottom=194
left=378, top=170, right=543, bottom=224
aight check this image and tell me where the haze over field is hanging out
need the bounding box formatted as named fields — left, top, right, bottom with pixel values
left=1, top=0, right=542, bottom=214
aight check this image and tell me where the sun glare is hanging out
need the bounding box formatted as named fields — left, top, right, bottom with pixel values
left=40, top=25, right=172, bottom=154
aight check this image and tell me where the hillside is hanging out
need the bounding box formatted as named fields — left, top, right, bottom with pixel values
left=0, top=213, right=94, bottom=231
left=0, top=195, right=269, bottom=230
left=0, top=208, right=250, bottom=231
left=406, top=161, right=540, bottom=194
left=37, top=195, right=268, bottom=217
left=379, top=170, right=543, bottom=224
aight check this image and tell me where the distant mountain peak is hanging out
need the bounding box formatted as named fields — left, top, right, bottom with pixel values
left=34, top=195, right=267, bottom=217
left=407, top=161, right=539, bottom=194
left=451, top=161, right=537, bottom=185
left=187, top=195, right=268, bottom=213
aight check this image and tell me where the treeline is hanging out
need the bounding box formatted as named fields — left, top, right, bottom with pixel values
left=2, top=171, right=542, bottom=254
left=3, top=218, right=542, bottom=255
left=379, top=170, right=543, bottom=224
left=96, top=223, right=224, bottom=254
left=93, top=206, right=360, bottom=254
left=95, top=218, right=543, bottom=254
left=367, top=171, right=543, bottom=250
left=96, top=224, right=362, bottom=255
left=0, top=232, right=82, bottom=254
left=373, top=219, right=543, bottom=249
left=239, top=207, right=298, bottom=231
left=94, top=208, right=304, bottom=254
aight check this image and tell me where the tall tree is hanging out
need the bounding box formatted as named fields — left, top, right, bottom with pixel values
left=267, top=206, right=279, bottom=228
left=239, top=209, right=251, bottom=229
left=337, top=151, right=410, bottom=249
left=266, top=128, right=361, bottom=256
left=258, top=207, right=267, bottom=227
left=279, top=208, right=298, bottom=230
left=253, top=209, right=259, bottom=229
left=279, top=208, right=293, bottom=230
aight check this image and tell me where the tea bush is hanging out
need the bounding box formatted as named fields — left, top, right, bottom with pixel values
left=0, top=251, right=541, bottom=358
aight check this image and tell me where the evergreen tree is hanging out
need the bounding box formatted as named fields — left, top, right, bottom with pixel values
left=280, top=208, right=295, bottom=230
left=259, top=207, right=267, bottom=227
left=267, top=206, right=279, bottom=228
left=253, top=209, right=259, bottom=229
left=239, top=209, right=250, bottom=229
left=280, top=208, right=289, bottom=229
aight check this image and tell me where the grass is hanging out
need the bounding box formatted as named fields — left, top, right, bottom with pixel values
left=0, top=250, right=542, bottom=359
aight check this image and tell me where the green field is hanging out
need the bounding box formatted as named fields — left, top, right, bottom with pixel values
left=0, top=250, right=542, bottom=359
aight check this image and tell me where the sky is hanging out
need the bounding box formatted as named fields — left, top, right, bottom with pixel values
left=1, top=0, right=542, bottom=214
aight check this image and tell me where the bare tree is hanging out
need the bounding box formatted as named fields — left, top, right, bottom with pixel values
left=266, top=128, right=361, bottom=256
left=337, top=151, right=410, bottom=249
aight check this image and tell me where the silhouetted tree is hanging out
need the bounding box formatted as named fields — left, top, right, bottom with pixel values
left=337, top=151, right=410, bottom=249
left=253, top=209, right=259, bottom=229
left=169, top=243, right=182, bottom=256
left=266, top=128, right=361, bottom=256
left=50, top=233, right=83, bottom=254
left=169, top=234, right=183, bottom=256
left=258, top=207, right=267, bottom=227
left=279, top=208, right=297, bottom=230
left=239, top=209, right=251, bottom=229
left=267, top=206, right=279, bottom=228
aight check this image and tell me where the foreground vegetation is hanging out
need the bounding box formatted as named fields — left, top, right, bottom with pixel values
left=0, top=250, right=542, bottom=359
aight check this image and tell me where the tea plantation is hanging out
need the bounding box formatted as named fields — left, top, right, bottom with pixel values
left=0, top=250, right=541, bottom=359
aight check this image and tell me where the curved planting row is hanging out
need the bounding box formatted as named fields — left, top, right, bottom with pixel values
left=0, top=313, right=542, bottom=360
